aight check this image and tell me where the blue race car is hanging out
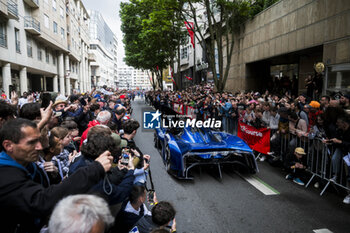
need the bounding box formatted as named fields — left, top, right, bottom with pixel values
left=154, top=126, right=258, bottom=179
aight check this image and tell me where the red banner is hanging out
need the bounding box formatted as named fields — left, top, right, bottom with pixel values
left=184, top=21, right=195, bottom=48
left=186, top=106, right=196, bottom=119
left=173, top=103, right=184, bottom=115
left=237, top=122, right=270, bottom=154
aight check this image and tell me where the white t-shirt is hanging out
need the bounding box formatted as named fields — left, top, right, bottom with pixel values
left=18, top=98, right=28, bottom=108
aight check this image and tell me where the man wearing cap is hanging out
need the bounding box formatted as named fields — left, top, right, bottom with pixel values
left=285, top=147, right=307, bottom=186
left=53, top=95, right=84, bottom=120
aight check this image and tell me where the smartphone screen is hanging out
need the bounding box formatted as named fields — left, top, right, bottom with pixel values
left=121, top=148, right=130, bottom=165
left=41, top=93, right=51, bottom=109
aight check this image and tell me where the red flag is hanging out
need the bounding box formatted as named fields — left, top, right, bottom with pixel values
left=156, top=66, right=159, bottom=71
left=170, top=67, right=176, bottom=85
left=237, top=122, right=271, bottom=154
left=184, top=21, right=195, bottom=48
left=185, top=75, right=192, bottom=81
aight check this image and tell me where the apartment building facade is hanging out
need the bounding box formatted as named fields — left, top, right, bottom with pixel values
left=116, top=66, right=151, bottom=90
left=0, top=0, right=90, bottom=97
left=88, top=10, right=117, bottom=89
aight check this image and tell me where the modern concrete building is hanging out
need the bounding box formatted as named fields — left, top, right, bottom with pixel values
left=0, top=0, right=91, bottom=97
left=224, top=0, right=350, bottom=94
left=88, top=10, right=117, bottom=89
left=116, top=66, right=132, bottom=89
left=66, top=0, right=91, bottom=94
left=174, top=0, right=349, bottom=95
left=131, top=68, right=151, bottom=90
left=116, top=66, right=151, bottom=90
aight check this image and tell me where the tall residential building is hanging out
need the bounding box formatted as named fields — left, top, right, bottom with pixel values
left=0, top=0, right=91, bottom=97
left=88, top=10, right=117, bottom=89
left=132, top=69, right=151, bottom=90
left=117, top=66, right=151, bottom=90
left=66, top=0, right=91, bottom=93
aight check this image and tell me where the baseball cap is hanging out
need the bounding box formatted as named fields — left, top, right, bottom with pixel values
left=111, top=133, right=128, bottom=148
left=295, top=147, right=306, bottom=155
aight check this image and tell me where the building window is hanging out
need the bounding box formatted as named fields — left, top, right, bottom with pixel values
left=181, top=47, right=188, bottom=59
left=15, top=28, right=20, bottom=53
left=27, top=37, right=32, bottom=57
left=326, top=64, right=350, bottom=94
left=37, top=47, right=42, bottom=61
left=0, top=21, right=7, bottom=48
left=61, top=27, right=65, bottom=39
left=45, top=48, right=49, bottom=63
left=52, top=0, right=56, bottom=11
left=53, top=22, right=57, bottom=34
left=53, top=56, right=56, bottom=65
left=60, top=7, right=64, bottom=18
left=44, top=14, right=49, bottom=29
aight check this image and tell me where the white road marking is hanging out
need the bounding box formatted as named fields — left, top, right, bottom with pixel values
left=240, top=174, right=279, bottom=195
left=313, top=229, right=333, bottom=233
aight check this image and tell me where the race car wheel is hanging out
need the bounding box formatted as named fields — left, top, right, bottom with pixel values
left=154, top=132, right=159, bottom=148
left=165, top=145, right=171, bottom=173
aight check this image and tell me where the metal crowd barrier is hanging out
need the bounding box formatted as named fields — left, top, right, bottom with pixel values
left=279, top=133, right=350, bottom=196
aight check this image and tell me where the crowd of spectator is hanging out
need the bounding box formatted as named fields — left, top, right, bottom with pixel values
left=0, top=80, right=349, bottom=233
left=0, top=86, right=176, bottom=233
left=146, top=83, right=350, bottom=203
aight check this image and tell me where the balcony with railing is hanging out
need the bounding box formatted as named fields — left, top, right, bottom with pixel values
left=88, top=52, right=96, bottom=62
left=0, top=31, right=7, bottom=48
left=24, top=16, right=41, bottom=35
left=23, top=0, right=39, bottom=8
left=7, top=0, right=19, bottom=19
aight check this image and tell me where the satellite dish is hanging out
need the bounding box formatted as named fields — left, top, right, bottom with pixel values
left=314, top=62, right=325, bottom=74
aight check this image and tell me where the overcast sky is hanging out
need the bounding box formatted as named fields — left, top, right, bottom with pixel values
left=82, top=0, right=127, bottom=66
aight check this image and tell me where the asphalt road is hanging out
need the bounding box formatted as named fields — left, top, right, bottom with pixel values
left=131, top=98, right=350, bottom=233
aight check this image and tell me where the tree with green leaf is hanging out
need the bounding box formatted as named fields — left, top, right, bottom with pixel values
left=176, top=0, right=279, bottom=92
left=120, top=0, right=186, bottom=90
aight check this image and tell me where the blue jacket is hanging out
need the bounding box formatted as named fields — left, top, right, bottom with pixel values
left=69, top=155, right=135, bottom=205
left=0, top=151, right=106, bottom=233
left=220, top=101, right=232, bottom=117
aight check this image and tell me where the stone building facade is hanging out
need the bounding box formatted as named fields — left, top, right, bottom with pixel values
left=0, top=0, right=91, bottom=97
left=225, top=0, right=350, bottom=94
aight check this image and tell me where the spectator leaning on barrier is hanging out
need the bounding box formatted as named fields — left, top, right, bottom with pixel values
left=48, top=194, right=114, bottom=233
left=269, top=107, right=289, bottom=161
left=287, top=112, right=308, bottom=164
left=325, top=115, right=350, bottom=182
left=305, top=101, right=322, bottom=131
left=269, top=106, right=280, bottom=134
